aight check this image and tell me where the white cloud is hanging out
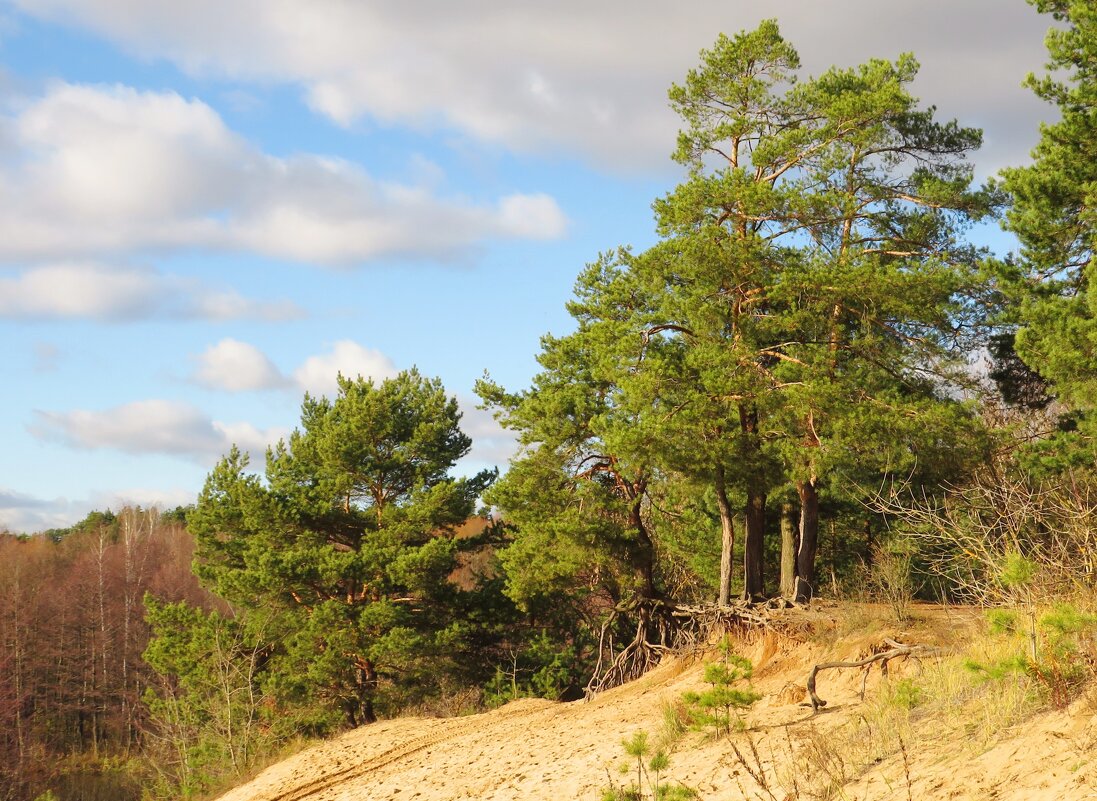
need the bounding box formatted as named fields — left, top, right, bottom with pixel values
left=211, top=421, right=285, bottom=458
left=28, top=399, right=286, bottom=463
left=8, top=1, right=1052, bottom=172
left=190, top=337, right=399, bottom=397
left=0, top=262, right=154, bottom=319
left=0, top=262, right=299, bottom=321
left=0, top=485, right=197, bottom=534
left=188, top=337, right=401, bottom=397
left=455, top=397, right=519, bottom=472
left=24, top=365, right=509, bottom=504
left=0, top=82, right=566, bottom=265
left=192, top=338, right=289, bottom=392
left=91, top=486, right=197, bottom=514
left=292, top=340, right=397, bottom=397
left=0, top=488, right=86, bottom=533
left=495, top=194, right=568, bottom=240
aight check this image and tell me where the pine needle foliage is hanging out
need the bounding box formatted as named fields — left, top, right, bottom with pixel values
left=682, top=638, right=761, bottom=738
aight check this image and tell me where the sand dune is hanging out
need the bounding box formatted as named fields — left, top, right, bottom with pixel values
left=216, top=606, right=1097, bottom=801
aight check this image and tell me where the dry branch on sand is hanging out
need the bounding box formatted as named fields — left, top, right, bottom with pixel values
left=806, top=638, right=945, bottom=712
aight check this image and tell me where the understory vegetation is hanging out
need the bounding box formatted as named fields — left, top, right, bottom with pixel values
left=714, top=606, right=1095, bottom=801
left=4, top=1, right=1097, bottom=799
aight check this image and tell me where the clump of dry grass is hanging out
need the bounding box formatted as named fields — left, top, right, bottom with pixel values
left=772, top=615, right=1054, bottom=800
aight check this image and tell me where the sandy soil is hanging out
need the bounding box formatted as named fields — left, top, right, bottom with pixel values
left=215, top=606, right=1097, bottom=801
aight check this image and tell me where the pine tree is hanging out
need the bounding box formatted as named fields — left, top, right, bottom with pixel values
left=641, top=23, right=994, bottom=600
left=1001, top=1, right=1097, bottom=442
left=188, top=370, right=494, bottom=725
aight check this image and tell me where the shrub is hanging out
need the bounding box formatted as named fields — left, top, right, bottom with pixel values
left=483, top=630, right=582, bottom=705
left=864, top=542, right=917, bottom=623
left=966, top=604, right=1097, bottom=708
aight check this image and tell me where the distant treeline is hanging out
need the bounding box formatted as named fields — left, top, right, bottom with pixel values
left=0, top=508, right=212, bottom=800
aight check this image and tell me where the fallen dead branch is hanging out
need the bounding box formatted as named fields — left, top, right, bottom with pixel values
left=806, top=638, right=945, bottom=712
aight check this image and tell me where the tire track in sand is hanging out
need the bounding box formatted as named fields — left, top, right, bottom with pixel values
left=264, top=702, right=550, bottom=801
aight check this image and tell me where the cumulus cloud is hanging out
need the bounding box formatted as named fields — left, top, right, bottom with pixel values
left=27, top=358, right=513, bottom=482
left=0, top=488, right=83, bottom=533
left=0, top=262, right=300, bottom=321
left=9, top=1, right=1052, bottom=172
left=189, top=337, right=399, bottom=396
left=0, top=82, right=566, bottom=265
left=192, top=338, right=290, bottom=392
left=454, top=398, right=519, bottom=472
left=28, top=399, right=286, bottom=463
left=292, top=340, right=398, bottom=397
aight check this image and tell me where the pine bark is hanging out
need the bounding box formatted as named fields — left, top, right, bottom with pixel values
left=795, top=478, right=819, bottom=603
left=714, top=466, right=736, bottom=606
left=740, top=404, right=767, bottom=600
left=743, top=490, right=767, bottom=600
left=780, top=501, right=798, bottom=599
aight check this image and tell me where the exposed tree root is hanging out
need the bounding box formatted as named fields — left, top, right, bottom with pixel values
left=585, top=597, right=790, bottom=697
left=806, top=638, right=945, bottom=712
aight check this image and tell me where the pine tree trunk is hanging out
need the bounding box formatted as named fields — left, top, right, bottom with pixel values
left=780, top=501, right=798, bottom=599
left=739, top=404, right=766, bottom=601
left=628, top=492, right=658, bottom=600
left=743, top=490, right=766, bottom=600
left=714, top=466, right=735, bottom=606
left=357, top=661, right=378, bottom=725
left=795, top=478, right=819, bottom=603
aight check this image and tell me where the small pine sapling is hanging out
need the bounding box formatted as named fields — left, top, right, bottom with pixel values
left=966, top=603, right=1097, bottom=708
left=624, top=730, right=650, bottom=798
left=682, top=637, right=761, bottom=737
left=601, top=731, right=697, bottom=801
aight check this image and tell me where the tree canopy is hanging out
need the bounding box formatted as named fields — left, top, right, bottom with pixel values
left=189, top=370, right=494, bottom=726
left=481, top=20, right=994, bottom=615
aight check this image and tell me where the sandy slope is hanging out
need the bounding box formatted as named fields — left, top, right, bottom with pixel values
left=216, top=606, right=1097, bottom=801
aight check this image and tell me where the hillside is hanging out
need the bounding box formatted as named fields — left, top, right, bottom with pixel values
left=215, top=605, right=1097, bottom=801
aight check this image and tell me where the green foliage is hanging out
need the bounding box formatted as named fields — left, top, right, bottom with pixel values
left=681, top=639, right=761, bottom=738
left=886, top=678, right=924, bottom=711
left=1040, top=604, right=1097, bottom=637
left=999, top=1, right=1097, bottom=461
left=485, top=17, right=994, bottom=617
left=1034, top=605, right=1097, bottom=703
left=987, top=331, right=1051, bottom=410
left=963, top=653, right=1029, bottom=682
left=141, top=597, right=292, bottom=799
left=1000, top=552, right=1038, bottom=591
left=483, top=630, right=583, bottom=705
left=966, top=604, right=1097, bottom=708
left=181, top=370, right=496, bottom=727
left=40, top=508, right=119, bottom=543
left=601, top=730, right=697, bottom=801
left=986, top=609, right=1021, bottom=636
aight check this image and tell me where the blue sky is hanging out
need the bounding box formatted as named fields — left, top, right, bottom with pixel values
left=0, top=1, right=1055, bottom=532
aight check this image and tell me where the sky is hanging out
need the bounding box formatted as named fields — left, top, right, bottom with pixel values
left=0, top=0, right=1058, bottom=533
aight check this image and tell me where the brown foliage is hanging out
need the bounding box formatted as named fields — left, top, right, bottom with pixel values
left=0, top=508, right=213, bottom=799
